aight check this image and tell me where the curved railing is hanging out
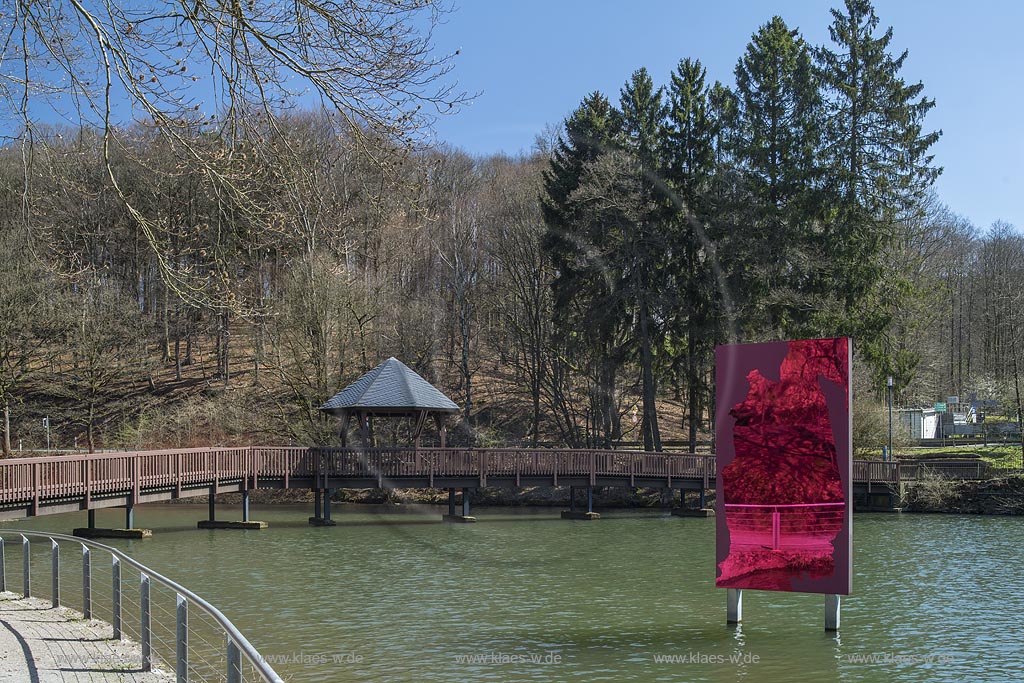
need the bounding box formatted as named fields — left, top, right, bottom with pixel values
left=0, top=530, right=283, bottom=683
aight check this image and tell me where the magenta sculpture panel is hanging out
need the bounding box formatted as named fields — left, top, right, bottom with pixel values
left=715, top=337, right=852, bottom=595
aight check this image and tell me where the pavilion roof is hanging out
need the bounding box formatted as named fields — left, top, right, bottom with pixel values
left=318, top=357, right=459, bottom=416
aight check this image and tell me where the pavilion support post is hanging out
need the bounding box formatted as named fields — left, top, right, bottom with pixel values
left=462, top=488, right=470, bottom=517
left=448, top=488, right=456, bottom=517
left=88, top=509, right=96, bottom=529
left=569, top=486, right=576, bottom=512
left=314, top=489, right=321, bottom=518
left=434, top=414, right=447, bottom=448
left=125, top=501, right=135, bottom=530
left=587, top=487, right=594, bottom=513
left=339, top=412, right=350, bottom=448
left=242, top=490, right=250, bottom=522
left=208, top=489, right=216, bottom=522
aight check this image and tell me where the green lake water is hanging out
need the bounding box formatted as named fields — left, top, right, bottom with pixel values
left=5, top=504, right=1023, bottom=682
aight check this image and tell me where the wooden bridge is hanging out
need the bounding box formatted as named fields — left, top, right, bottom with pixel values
left=0, top=446, right=930, bottom=522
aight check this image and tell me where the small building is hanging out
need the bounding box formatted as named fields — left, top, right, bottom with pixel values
left=898, top=408, right=939, bottom=440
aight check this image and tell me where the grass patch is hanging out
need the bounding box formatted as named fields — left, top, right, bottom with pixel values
left=901, top=445, right=1023, bottom=470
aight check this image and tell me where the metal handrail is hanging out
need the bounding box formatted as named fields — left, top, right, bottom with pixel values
left=0, top=529, right=283, bottom=683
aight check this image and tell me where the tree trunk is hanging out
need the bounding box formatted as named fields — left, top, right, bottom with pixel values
left=87, top=402, right=96, bottom=454
left=2, top=398, right=11, bottom=457
left=638, top=295, right=661, bottom=452
left=1013, top=333, right=1024, bottom=468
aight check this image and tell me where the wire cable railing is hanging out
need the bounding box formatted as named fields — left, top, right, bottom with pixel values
left=0, top=530, right=283, bottom=683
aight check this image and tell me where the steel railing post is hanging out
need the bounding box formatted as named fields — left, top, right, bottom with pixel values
left=21, top=535, right=30, bottom=597
left=112, top=556, right=122, bottom=639
left=141, top=573, right=152, bottom=671
left=227, top=637, right=242, bottom=683
left=51, top=540, right=60, bottom=608
left=177, top=594, right=189, bottom=682
left=82, top=545, right=92, bottom=619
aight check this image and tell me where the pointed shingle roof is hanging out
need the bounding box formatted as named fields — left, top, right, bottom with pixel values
left=319, top=357, right=459, bottom=415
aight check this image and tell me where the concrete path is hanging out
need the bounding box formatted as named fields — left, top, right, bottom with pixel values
left=0, top=592, right=169, bottom=682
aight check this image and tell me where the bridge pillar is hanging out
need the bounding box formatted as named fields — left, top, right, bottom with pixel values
left=443, top=487, right=476, bottom=523
left=199, top=486, right=268, bottom=530
left=562, top=485, right=600, bottom=520
left=74, top=503, right=152, bottom=539
left=309, top=488, right=336, bottom=527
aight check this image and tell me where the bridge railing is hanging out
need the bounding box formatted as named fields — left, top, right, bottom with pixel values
left=0, top=529, right=283, bottom=683
left=723, top=502, right=846, bottom=551
left=8, top=446, right=1004, bottom=513
left=852, top=460, right=900, bottom=486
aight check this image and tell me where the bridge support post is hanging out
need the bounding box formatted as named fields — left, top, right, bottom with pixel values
left=825, top=594, right=841, bottom=631
left=443, top=487, right=476, bottom=523
left=727, top=588, right=742, bottom=624
left=562, top=485, right=600, bottom=520
left=309, top=488, right=336, bottom=527
left=74, top=507, right=152, bottom=539
left=199, top=485, right=268, bottom=530
left=208, top=489, right=216, bottom=523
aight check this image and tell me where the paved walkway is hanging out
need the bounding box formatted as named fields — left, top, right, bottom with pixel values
left=0, top=592, right=169, bottom=682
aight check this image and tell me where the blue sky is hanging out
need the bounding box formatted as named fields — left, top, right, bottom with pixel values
left=429, top=0, right=1023, bottom=231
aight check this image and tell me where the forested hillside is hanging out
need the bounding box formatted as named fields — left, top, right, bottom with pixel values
left=1, top=0, right=1020, bottom=456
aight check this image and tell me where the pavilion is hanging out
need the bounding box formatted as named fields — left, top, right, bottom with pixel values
left=319, top=356, right=459, bottom=448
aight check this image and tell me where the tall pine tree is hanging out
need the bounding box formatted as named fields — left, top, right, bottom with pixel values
left=618, top=68, right=669, bottom=451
